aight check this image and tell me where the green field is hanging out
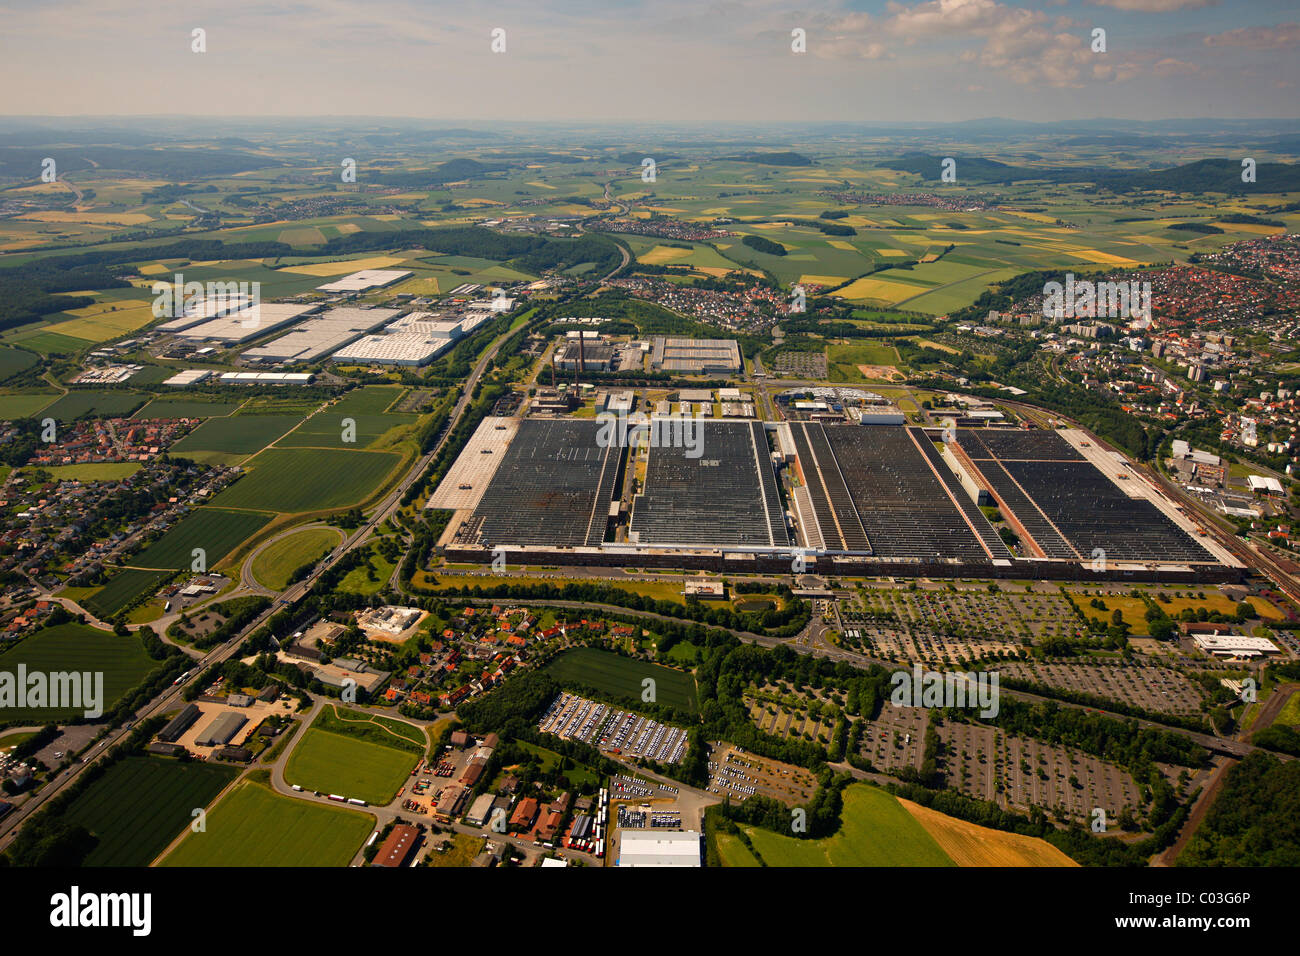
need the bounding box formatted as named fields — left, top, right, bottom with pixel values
left=38, top=462, right=143, bottom=482
left=734, top=785, right=956, bottom=867
left=210, top=447, right=401, bottom=513
left=0, top=622, right=157, bottom=722
left=284, top=728, right=418, bottom=805
left=82, top=567, right=173, bottom=618
left=543, top=647, right=698, bottom=713
left=169, top=414, right=304, bottom=455
left=0, top=346, right=38, bottom=382
left=130, top=507, right=273, bottom=571
left=62, top=756, right=238, bottom=866
left=42, top=391, right=148, bottom=421
left=0, top=391, right=57, bottom=418
left=331, top=386, right=407, bottom=415
left=160, top=778, right=373, bottom=867
left=133, top=398, right=243, bottom=418
left=251, top=527, right=340, bottom=590
left=278, top=413, right=415, bottom=449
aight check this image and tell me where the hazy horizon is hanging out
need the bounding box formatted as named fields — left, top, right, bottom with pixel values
left=2, top=0, right=1296, bottom=124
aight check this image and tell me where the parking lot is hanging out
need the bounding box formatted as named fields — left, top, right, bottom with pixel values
left=704, top=744, right=817, bottom=805
left=999, top=661, right=1206, bottom=717
left=539, top=692, right=688, bottom=764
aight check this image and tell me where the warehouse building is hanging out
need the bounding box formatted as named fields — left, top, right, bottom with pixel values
left=194, top=712, right=248, bottom=748
left=241, top=307, right=400, bottom=364
left=218, top=371, right=315, bottom=385
left=174, top=304, right=318, bottom=344
left=373, top=823, right=420, bottom=867
left=617, top=829, right=702, bottom=867
left=331, top=332, right=452, bottom=366
left=1193, top=634, right=1281, bottom=658
left=316, top=269, right=412, bottom=293
left=157, top=703, right=201, bottom=743
left=162, top=369, right=214, bottom=387
left=650, top=336, right=743, bottom=375
left=465, top=792, right=502, bottom=827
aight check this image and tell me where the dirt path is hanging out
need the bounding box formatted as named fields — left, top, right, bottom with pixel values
left=1154, top=755, right=1236, bottom=867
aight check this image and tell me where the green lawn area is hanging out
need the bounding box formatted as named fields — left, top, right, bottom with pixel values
left=38, top=462, right=143, bottom=483
left=713, top=832, right=763, bottom=867
left=512, top=740, right=601, bottom=789
left=313, top=705, right=425, bottom=752
left=251, top=527, right=340, bottom=590
left=130, top=507, right=273, bottom=571
left=336, top=545, right=397, bottom=595
left=543, top=647, right=698, bottom=714
left=209, top=447, right=401, bottom=513
left=160, top=777, right=373, bottom=867
left=1274, top=690, right=1300, bottom=728
left=425, top=831, right=485, bottom=867
left=62, top=756, right=238, bottom=866
left=284, top=728, right=418, bottom=805
left=739, top=784, right=955, bottom=867
left=0, top=622, right=158, bottom=722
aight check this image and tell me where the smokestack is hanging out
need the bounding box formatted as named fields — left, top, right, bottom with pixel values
left=578, top=331, right=586, bottom=374
left=550, top=350, right=557, bottom=388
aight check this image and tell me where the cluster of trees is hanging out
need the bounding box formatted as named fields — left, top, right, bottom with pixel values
left=317, top=225, right=622, bottom=277
left=741, top=234, right=786, bottom=257
left=424, top=579, right=809, bottom=638
left=716, top=770, right=848, bottom=840
left=168, top=595, right=271, bottom=651
left=1180, top=751, right=1300, bottom=865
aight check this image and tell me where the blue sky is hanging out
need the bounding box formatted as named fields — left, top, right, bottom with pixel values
left=1, top=0, right=1295, bottom=121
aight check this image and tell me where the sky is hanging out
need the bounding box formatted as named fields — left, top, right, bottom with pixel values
left=1, top=0, right=1297, bottom=123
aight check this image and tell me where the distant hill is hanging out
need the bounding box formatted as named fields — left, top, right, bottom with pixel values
left=367, top=158, right=510, bottom=187
left=0, top=145, right=279, bottom=180
left=878, top=153, right=1300, bottom=193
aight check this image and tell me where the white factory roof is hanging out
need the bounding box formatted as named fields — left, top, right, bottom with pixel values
left=332, top=332, right=451, bottom=365
left=617, top=830, right=701, bottom=867
left=1247, top=475, right=1285, bottom=494
left=316, top=269, right=412, bottom=293
left=174, top=304, right=317, bottom=344
left=162, top=369, right=214, bottom=387
left=218, top=371, right=314, bottom=384
left=1193, top=634, right=1280, bottom=656
left=241, top=306, right=400, bottom=363
left=153, top=292, right=256, bottom=332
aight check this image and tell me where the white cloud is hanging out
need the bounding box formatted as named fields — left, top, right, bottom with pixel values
left=1088, top=0, right=1217, bottom=11
left=1204, top=22, right=1300, bottom=50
